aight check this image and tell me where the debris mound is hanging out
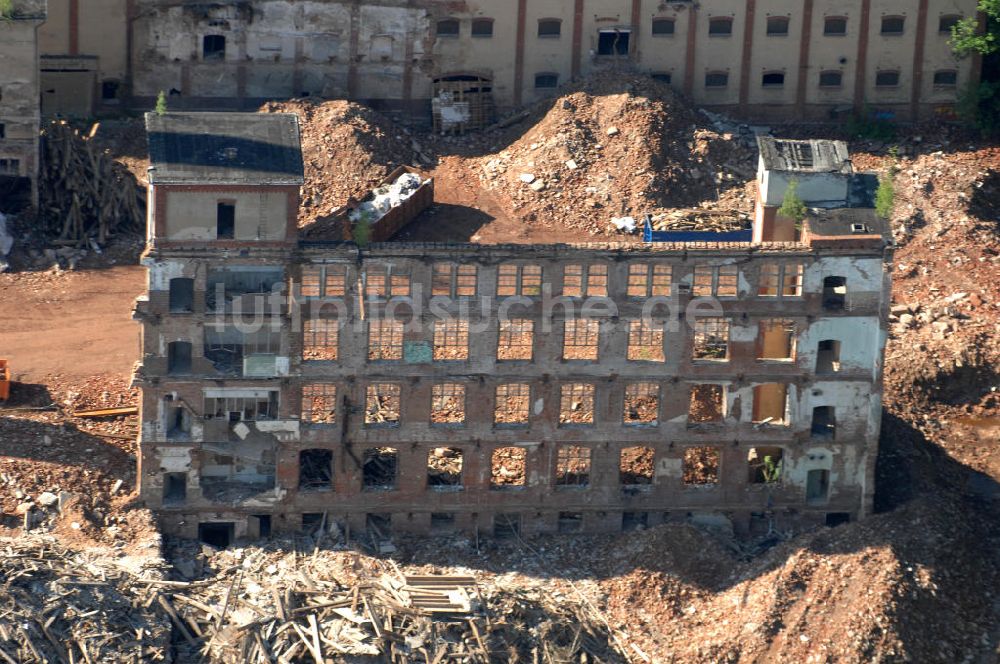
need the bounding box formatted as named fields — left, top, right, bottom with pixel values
left=476, top=72, right=757, bottom=236
left=37, top=121, right=146, bottom=246
left=260, top=99, right=420, bottom=226
left=0, top=537, right=171, bottom=663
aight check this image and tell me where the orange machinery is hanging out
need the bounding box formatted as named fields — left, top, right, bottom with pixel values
left=0, top=359, right=9, bottom=401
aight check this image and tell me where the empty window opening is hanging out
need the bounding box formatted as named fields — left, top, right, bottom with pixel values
left=560, top=383, right=595, bottom=426
left=826, top=512, right=850, bottom=527
left=431, top=513, right=457, bottom=533
left=301, top=266, right=322, bottom=297
left=299, top=449, right=333, bottom=491
left=693, top=318, right=730, bottom=361
left=432, top=263, right=477, bottom=297
left=366, top=513, right=392, bottom=538
left=819, top=70, right=844, bottom=87
left=563, top=264, right=608, bottom=297
left=495, top=383, right=530, bottom=425
left=428, top=448, right=463, bottom=489
left=597, top=29, right=630, bottom=56
left=216, top=202, right=235, bottom=239
left=628, top=263, right=672, bottom=297
left=323, top=264, right=348, bottom=297
left=431, top=383, right=466, bottom=425
left=620, top=446, right=655, bottom=486
left=301, top=384, right=337, bottom=424
left=752, top=383, right=790, bottom=425
left=169, top=278, right=194, bottom=313
left=471, top=18, right=494, bottom=37
left=206, top=268, right=283, bottom=313
left=167, top=341, right=192, bottom=375
left=811, top=406, right=837, bottom=439
left=0, top=159, right=20, bottom=176
left=689, top=384, right=725, bottom=423
left=538, top=19, right=561, bottom=37
left=683, top=447, right=720, bottom=485
left=824, top=17, right=847, bottom=36
left=933, top=70, right=958, bottom=86
left=304, top=319, right=339, bottom=361
left=556, top=445, right=591, bottom=488
left=762, top=72, right=785, bottom=87
left=822, top=276, right=847, bottom=310
left=767, top=16, right=790, bottom=35
left=203, top=35, right=226, bottom=60
left=497, top=319, right=534, bottom=361
left=494, top=513, right=520, bottom=539
left=693, top=264, right=738, bottom=296
left=365, top=265, right=410, bottom=299
left=558, top=512, right=583, bottom=533
left=876, top=70, right=900, bottom=87
left=198, top=522, right=234, bottom=548
left=758, top=319, right=796, bottom=360
left=535, top=72, right=559, bottom=89
left=748, top=447, right=783, bottom=484
left=166, top=403, right=191, bottom=440
left=433, top=318, right=469, bottom=360
left=816, top=340, right=842, bottom=374
left=363, top=448, right=398, bottom=490
left=939, top=15, right=961, bottom=33
left=563, top=318, right=600, bottom=360
left=622, top=512, right=649, bottom=532
left=624, top=382, right=659, bottom=426
left=365, top=383, right=400, bottom=426
left=628, top=319, right=665, bottom=362
left=203, top=326, right=281, bottom=376
left=368, top=319, right=403, bottom=361
left=251, top=514, right=271, bottom=539
left=708, top=17, right=733, bottom=35
left=651, top=72, right=672, bottom=84
left=491, top=447, right=526, bottom=489
left=102, top=79, right=120, bottom=101
left=302, top=513, right=324, bottom=532
left=163, top=472, right=187, bottom=504
left=758, top=263, right=804, bottom=297
left=705, top=71, right=729, bottom=88
left=652, top=18, right=675, bottom=36
left=204, top=392, right=280, bottom=422
left=436, top=18, right=459, bottom=37
left=806, top=469, right=830, bottom=505
left=0, top=124, right=4, bottom=139
left=881, top=16, right=905, bottom=35
left=497, top=263, right=542, bottom=296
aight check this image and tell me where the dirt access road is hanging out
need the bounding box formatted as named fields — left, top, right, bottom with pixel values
left=0, top=266, right=143, bottom=384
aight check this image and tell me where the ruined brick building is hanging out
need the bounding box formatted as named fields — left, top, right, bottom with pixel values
left=34, top=0, right=983, bottom=123
left=0, top=0, right=46, bottom=210
left=134, top=113, right=891, bottom=544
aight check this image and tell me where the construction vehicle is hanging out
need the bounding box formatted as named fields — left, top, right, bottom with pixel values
left=0, top=359, right=10, bottom=401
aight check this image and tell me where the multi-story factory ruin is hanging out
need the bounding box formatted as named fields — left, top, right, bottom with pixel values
left=33, top=0, right=983, bottom=123
left=133, top=112, right=892, bottom=545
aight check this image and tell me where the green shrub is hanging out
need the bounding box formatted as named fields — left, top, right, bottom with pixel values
left=352, top=220, right=371, bottom=247
left=155, top=91, right=168, bottom=115
left=875, top=172, right=895, bottom=220
left=845, top=106, right=897, bottom=141
left=778, top=179, right=807, bottom=223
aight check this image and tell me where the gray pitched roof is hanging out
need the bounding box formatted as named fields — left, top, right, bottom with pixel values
left=757, top=137, right=852, bottom=174
left=145, top=112, right=304, bottom=185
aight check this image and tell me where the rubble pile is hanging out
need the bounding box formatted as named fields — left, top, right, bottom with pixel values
left=0, top=537, right=171, bottom=663
left=474, top=73, right=757, bottom=236
left=158, top=541, right=627, bottom=663
left=260, top=99, right=421, bottom=226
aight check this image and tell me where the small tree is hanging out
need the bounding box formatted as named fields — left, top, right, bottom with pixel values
left=0, top=0, right=14, bottom=19
left=352, top=219, right=371, bottom=247
left=155, top=90, right=168, bottom=115
left=875, top=172, right=895, bottom=220
left=778, top=179, right=807, bottom=223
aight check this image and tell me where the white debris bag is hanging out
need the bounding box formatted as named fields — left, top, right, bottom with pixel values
left=611, top=216, right=637, bottom=233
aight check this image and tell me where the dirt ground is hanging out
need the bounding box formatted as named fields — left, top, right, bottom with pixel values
left=0, top=79, right=998, bottom=661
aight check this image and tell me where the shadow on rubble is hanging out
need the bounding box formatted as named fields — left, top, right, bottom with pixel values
left=395, top=203, right=497, bottom=242
left=0, top=381, right=135, bottom=476
left=969, top=168, right=1000, bottom=231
